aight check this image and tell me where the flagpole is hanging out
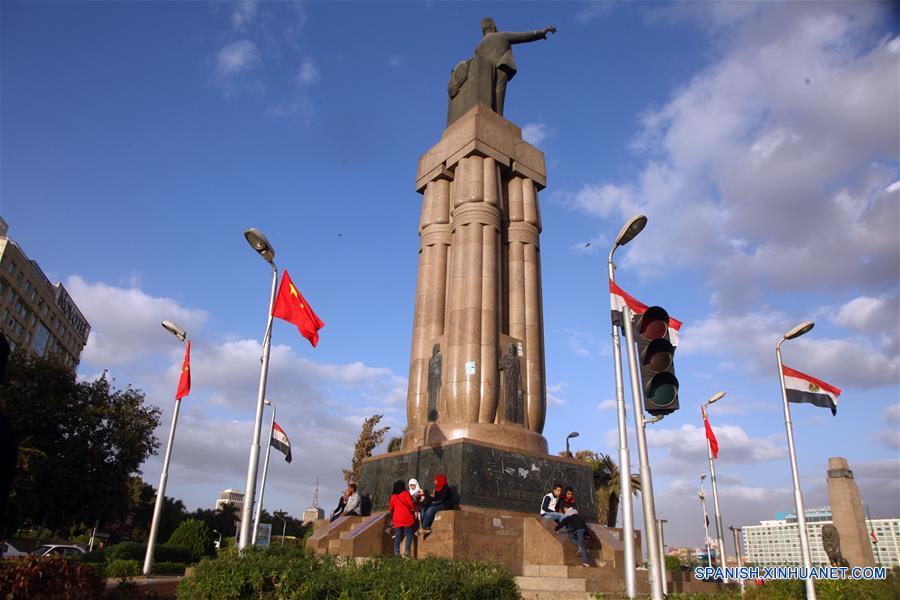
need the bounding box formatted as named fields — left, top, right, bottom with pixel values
left=700, top=475, right=712, bottom=568
left=703, top=396, right=729, bottom=583
left=143, top=322, right=189, bottom=576
left=776, top=321, right=817, bottom=600
left=730, top=526, right=746, bottom=595
left=866, top=506, right=882, bottom=566
left=607, top=216, right=646, bottom=599
left=239, top=228, right=278, bottom=551
left=252, top=400, right=275, bottom=545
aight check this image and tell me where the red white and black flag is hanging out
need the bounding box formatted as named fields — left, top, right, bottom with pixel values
left=782, top=365, right=841, bottom=416
left=609, top=280, right=683, bottom=345
left=271, top=422, right=292, bottom=464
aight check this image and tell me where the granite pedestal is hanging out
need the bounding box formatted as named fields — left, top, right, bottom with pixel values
left=357, top=437, right=596, bottom=521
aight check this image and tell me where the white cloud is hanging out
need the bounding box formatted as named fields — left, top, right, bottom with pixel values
left=231, top=0, right=258, bottom=31
left=297, top=57, right=320, bottom=86
left=65, top=275, right=208, bottom=366
left=597, top=399, right=616, bottom=411
left=884, top=404, right=900, bottom=423
left=547, top=382, right=566, bottom=406
left=216, top=40, right=261, bottom=76
left=522, top=122, right=553, bottom=146
left=646, top=423, right=784, bottom=467
left=565, top=329, right=597, bottom=358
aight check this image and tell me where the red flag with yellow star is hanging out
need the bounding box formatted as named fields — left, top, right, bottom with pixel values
left=272, top=270, right=325, bottom=347
left=176, top=341, right=191, bottom=399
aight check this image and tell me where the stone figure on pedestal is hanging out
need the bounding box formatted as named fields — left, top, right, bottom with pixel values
left=448, top=17, right=556, bottom=125
left=427, top=344, right=442, bottom=422
left=822, top=524, right=851, bottom=568
left=500, top=343, right=524, bottom=426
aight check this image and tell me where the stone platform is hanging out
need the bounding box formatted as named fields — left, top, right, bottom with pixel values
left=357, top=437, right=596, bottom=520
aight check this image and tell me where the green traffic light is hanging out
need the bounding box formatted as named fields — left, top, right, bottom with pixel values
left=648, top=372, right=679, bottom=408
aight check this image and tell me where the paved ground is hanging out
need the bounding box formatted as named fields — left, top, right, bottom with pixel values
left=104, top=576, right=182, bottom=598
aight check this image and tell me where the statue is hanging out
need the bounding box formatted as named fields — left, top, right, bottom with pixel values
left=822, top=524, right=850, bottom=568
left=499, top=343, right=523, bottom=426
left=447, top=17, right=556, bottom=125
left=427, top=344, right=442, bottom=422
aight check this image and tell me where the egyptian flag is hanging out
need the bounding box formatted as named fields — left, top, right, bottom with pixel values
left=271, top=422, right=292, bottom=464
left=175, top=341, right=191, bottom=400
left=782, top=365, right=841, bottom=416
left=702, top=405, right=719, bottom=459
left=272, top=270, right=325, bottom=347
left=609, top=280, right=683, bottom=345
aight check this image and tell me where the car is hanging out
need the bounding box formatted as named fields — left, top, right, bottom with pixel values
left=31, top=544, right=86, bottom=557
left=1, top=542, right=28, bottom=558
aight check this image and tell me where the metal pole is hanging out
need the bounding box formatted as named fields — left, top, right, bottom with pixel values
left=143, top=396, right=183, bottom=575
left=706, top=428, right=729, bottom=583
left=700, top=479, right=712, bottom=568
left=657, top=519, right=668, bottom=596
left=866, top=506, right=882, bottom=567
left=252, top=403, right=276, bottom=545
left=776, top=340, right=816, bottom=600
left=623, top=307, right=664, bottom=600
left=731, top=526, right=745, bottom=595
left=239, top=263, right=278, bottom=550
left=607, top=251, right=636, bottom=598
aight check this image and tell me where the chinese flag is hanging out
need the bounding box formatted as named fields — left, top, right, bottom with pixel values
left=702, top=405, right=718, bottom=459
left=176, top=341, right=191, bottom=399
left=272, top=270, right=325, bottom=347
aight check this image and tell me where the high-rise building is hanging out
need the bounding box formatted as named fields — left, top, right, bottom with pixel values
left=742, top=506, right=900, bottom=568
left=0, top=218, right=90, bottom=369
left=215, top=489, right=244, bottom=512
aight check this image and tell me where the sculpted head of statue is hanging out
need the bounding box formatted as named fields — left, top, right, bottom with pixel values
left=481, top=17, right=497, bottom=35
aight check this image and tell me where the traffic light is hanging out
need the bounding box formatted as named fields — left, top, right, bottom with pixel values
left=635, top=306, right=679, bottom=416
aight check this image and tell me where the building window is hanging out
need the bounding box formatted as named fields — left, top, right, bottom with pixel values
left=32, top=323, right=50, bottom=357
left=6, top=262, right=14, bottom=275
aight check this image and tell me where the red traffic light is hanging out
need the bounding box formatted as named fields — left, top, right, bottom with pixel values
left=639, top=306, right=670, bottom=341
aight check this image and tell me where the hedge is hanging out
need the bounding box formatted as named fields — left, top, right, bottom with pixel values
left=105, top=559, right=142, bottom=579
left=106, top=541, right=193, bottom=564
left=0, top=556, right=104, bottom=600
left=153, top=561, right=187, bottom=576
left=176, top=545, right=520, bottom=600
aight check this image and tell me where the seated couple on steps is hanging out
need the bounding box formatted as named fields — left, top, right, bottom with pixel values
left=540, top=483, right=593, bottom=567
left=388, top=474, right=451, bottom=557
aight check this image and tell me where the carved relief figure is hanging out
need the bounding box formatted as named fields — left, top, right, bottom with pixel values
left=822, top=524, right=850, bottom=568
left=500, top=343, right=523, bottom=425
left=427, top=344, right=442, bottom=422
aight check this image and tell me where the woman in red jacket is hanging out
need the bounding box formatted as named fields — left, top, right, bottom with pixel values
left=389, top=479, right=418, bottom=556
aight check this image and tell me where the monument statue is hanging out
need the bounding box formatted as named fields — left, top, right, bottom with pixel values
left=500, top=342, right=523, bottom=425
left=447, top=18, right=556, bottom=125
left=427, top=344, right=442, bottom=422
left=822, top=524, right=850, bottom=568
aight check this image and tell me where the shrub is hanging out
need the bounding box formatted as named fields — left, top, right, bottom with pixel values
left=105, top=559, right=141, bottom=579
left=0, top=556, right=105, bottom=600
left=741, top=571, right=900, bottom=600
left=152, top=561, right=187, bottom=576
left=107, top=541, right=145, bottom=562
left=665, top=555, right=682, bottom=572
left=168, top=519, right=215, bottom=561
left=106, top=541, right=192, bottom=564
left=85, top=562, right=106, bottom=578
left=176, top=545, right=520, bottom=600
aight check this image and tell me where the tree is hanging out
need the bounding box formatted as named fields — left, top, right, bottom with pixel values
left=0, top=354, right=160, bottom=535
left=167, top=517, right=215, bottom=560
left=125, top=477, right=187, bottom=542
left=574, top=450, right=641, bottom=528
left=342, top=414, right=389, bottom=484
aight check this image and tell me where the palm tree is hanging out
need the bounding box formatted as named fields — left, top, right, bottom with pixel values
left=574, top=450, right=641, bottom=528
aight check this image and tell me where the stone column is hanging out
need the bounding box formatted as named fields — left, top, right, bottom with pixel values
left=827, top=457, right=876, bottom=567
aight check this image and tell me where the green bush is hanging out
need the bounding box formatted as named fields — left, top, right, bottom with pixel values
left=168, top=518, right=215, bottom=561
left=106, top=559, right=141, bottom=579
left=85, top=561, right=106, bottom=578
left=152, top=561, right=187, bottom=576
left=106, top=541, right=193, bottom=564
left=107, top=541, right=145, bottom=562
left=177, top=545, right=520, bottom=600
left=0, top=556, right=104, bottom=599
left=665, top=555, right=682, bottom=572
left=741, top=571, right=900, bottom=600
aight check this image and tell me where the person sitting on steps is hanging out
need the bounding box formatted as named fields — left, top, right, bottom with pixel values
left=343, top=483, right=361, bottom=516
left=540, top=483, right=565, bottom=523
left=420, top=473, right=450, bottom=534
left=556, top=486, right=576, bottom=514
left=555, top=507, right=592, bottom=567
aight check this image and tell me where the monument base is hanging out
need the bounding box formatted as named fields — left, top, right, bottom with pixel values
left=358, top=437, right=596, bottom=521
left=402, top=422, right=548, bottom=455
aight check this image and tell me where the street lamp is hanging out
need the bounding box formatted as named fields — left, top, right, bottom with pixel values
left=607, top=214, right=648, bottom=600
left=699, top=474, right=712, bottom=568
left=252, top=400, right=276, bottom=545
left=273, top=513, right=287, bottom=545
left=657, top=519, right=669, bottom=596
left=143, top=321, right=189, bottom=576
left=703, top=391, right=729, bottom=583
left=776, top=320, right=817, bottom=600
left=565, top=431, right=579, bottom=457
left=729, top=526, right=746, bottom=595
left=238, top=228, right=279, bottom=551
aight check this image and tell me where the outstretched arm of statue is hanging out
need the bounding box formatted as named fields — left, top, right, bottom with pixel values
left=503, top=26, right=557, bottom=44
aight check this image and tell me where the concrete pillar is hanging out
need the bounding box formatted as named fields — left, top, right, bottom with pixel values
left=827, top=457, right=876, bottom=567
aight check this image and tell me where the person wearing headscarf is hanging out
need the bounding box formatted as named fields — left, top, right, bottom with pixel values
left=408, top=478, right=426, bottom=505
left=554, top=507, right=591, bottom=567
left=421, top=474, right=450, bottom=533
left=389, top=479, right=418, bottom=556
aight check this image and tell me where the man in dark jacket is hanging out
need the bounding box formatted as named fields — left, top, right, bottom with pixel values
left=555, top=507, right=591, bottom=566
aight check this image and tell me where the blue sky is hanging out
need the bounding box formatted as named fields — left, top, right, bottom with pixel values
left=2, top=1, right=898, bottom=552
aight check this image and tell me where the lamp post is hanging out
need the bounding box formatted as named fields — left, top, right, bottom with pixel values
left=143, top=320, right=188, bottom=576
left=704, top=391, right=729, bottom=583
left=776, top=320, right=817, bottom=600
left=252, top=400, right=276, bottom=545
left=606, top=215, right=646, bottom=599
left=238, top=228, right=279, bottom=551
left=730, top=525, right=745, bottom=595
left=699, top=474, right=712, bottom=568
left=274, top=513, right=287, bottom=545
left=657, top=519, right=669, bottom=596
left=565, top=431, right=580, bottom=457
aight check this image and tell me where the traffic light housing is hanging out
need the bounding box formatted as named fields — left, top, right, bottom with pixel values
left=635, top=306, right=680, bottom=416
